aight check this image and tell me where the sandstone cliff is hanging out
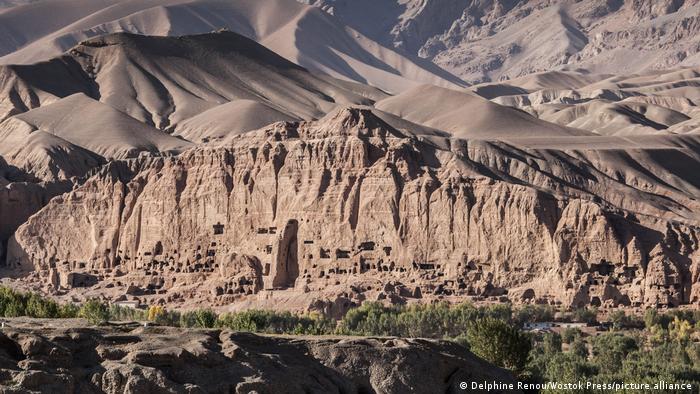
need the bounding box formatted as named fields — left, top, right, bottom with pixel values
left=0, top=31, right=386, bottom=267
left=6, top=108, right=699, bottom=310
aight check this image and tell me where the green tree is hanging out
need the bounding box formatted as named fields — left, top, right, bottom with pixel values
left=543, top=332, right=562, bottom=354
left=194, top=309, right=217, bottom=328
left=79, top=299, right=110, bottom=325
left=669, top=316, right=693, bottom=345
left=591, top=333, right=638, bottom=374
left=545, top=352, right=595, bottom=384
left=644, top=308, right=659, bottom=329
left=514, top=305, right=554, bottom=326
left=465, top=317, right=531, bottom=373
left=569, top=338, right=588, bottom=359
left=573, top=307, right=598, bottom=324
left=609, top=310, right=629, bottom=330
left=561, top=327, right=582, bottom=344
left=25, top=293, right=59, bottom=318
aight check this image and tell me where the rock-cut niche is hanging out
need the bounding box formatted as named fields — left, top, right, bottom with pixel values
left=266, top=219, right=299, bottom=289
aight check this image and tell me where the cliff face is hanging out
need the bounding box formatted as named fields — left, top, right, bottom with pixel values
left=0, top=156, right=74, bottom=263
left=6, top=108, right=699, bottom=310
left=0, top=321, right=517, bottom=393
left=0, top=30, right=386, bottom=267
left=7, top=109, right=699, bottom=309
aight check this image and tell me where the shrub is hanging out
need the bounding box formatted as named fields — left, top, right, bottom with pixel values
left=155, top=309, right=181, bottom=326
left=25, top=293, right=59, bottom=318
left=58, top=303, right=80, bottom=318
left=109, top=304, right=147, bottom=322
left=148, top=306, right=165, bottom=322
left=513, top=305, right=554, bottom=326
left=193, top=309, right=217, bottom=328
left=338, top=301, right=511, bottom=338
left=465, top=317, right=531, bottom=373
left=338, top=302, right=401, bottom=336
left=573, top=307, right=598, bottom=324
left=79, top=299, right=110, bottom=325
left=561, top=327, right=582, bottom=344
left=216, top=310, right=334, bottom=335
left=0, top=287, right=26, bottom=317
left=453, top=334, right=470, bottom=350
left=180, top=311, right=198, bottom=328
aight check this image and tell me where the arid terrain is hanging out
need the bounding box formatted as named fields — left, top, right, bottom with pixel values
left=0, top=1, right=698, bottom=316
left=0, top=317, right=517, bottom=393
left=0, top=1, right=698, bottom=393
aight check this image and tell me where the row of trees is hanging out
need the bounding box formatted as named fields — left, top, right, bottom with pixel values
left=525, top=328, right=700, bottom=393
left=1, top=286, right=698, bottom=391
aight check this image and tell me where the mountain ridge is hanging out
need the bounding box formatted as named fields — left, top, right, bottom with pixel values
left=0, top=0, right=467, bottom=93
left=305, top=0, right=700, bottom=84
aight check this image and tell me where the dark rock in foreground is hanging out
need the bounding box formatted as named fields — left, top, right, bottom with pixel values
left=0, top=319, right=517, bottom=394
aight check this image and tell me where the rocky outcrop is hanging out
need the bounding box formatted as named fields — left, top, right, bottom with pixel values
left=0, top=320, right=517, bottom=394
left=5, top=108, right=699, bottom=310
left=0, top=157, right=74, bottom=261
left=306, top=0, right=700, bottom=83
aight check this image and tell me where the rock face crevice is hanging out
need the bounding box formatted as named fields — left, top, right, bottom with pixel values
left=4, top=108, right=699, bottom=309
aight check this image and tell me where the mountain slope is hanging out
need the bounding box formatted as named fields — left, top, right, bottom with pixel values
left=175, top=100, right=298, bottom=143
left=13, top=93, right=192, bottom=158
left=375, top=84, right=594, bottom=139
left=0, top=115, right=104, bottom=181
left=0, top=0, right=466, bottom=93
left=305, top=0, right=700, bottom=84
left=0, top=31, right=388, bottom=133
left=0, top=30, right=397, bottom=182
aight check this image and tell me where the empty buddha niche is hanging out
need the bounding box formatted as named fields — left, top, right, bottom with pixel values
left=264, top=219, right=299, bottom=289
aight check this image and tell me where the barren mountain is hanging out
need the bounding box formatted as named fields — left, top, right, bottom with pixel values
left=0, top=31, right=387, bottom=179
left=4, top=0, right=699, bottom=87
left=374, top=84, right=595, bottom=139
left=471, top=67, right=700, bottom=138
left=305, top=0, right=700, bottom=84
left=0, top=0, right=465, bottom=93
